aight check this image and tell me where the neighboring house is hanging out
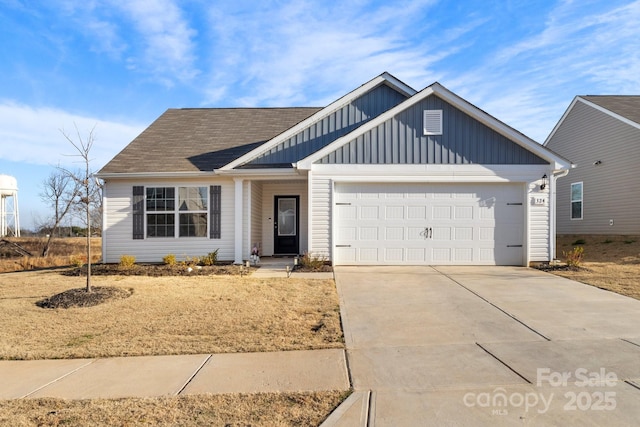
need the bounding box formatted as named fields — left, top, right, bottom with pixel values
left=544, top=96, right=640, bottom=235
left=97, top=73, right=570, bottom=266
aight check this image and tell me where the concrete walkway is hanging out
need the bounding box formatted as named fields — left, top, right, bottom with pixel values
left=250, top=257, right=335, bottom=279
left=0, top=349, right=349, bottom=400
left=325, top=266, right=640, bottom=426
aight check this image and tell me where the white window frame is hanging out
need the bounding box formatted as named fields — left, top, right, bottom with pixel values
left=145, top=186, right=209, bottom=238
left=570, top=182, right=583, bottom=220
left=423, top=109, right=443, bottom=135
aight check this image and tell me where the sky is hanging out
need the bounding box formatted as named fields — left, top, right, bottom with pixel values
left=1, top=0, right=639, bottom=231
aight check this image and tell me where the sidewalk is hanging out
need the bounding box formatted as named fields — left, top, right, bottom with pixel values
left=0, top=349, right=349, bottom=400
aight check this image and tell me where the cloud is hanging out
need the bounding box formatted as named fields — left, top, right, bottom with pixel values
left=115, top=0, right=199, bottom=84
left=201, top=0, right=468, bottom=107
left=442, top=0, right=640, bottom=142
left=0, top=101, right=145, bottom=170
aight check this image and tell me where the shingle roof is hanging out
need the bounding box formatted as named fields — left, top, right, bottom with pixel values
left=582, top=96, right=640, bottom=125
left=99, top=107, right=321, bottom=174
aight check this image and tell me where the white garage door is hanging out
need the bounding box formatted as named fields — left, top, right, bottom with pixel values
left=334, top=183, right=524, bottom=265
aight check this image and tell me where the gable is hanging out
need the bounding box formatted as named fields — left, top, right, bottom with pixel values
left=315, top=94, right=548, bottom=165
left=581, top=96, right=640, bottom=126
left=545, top=98, right=640, bottom=161
left=240, top=83, right=409, bottom=167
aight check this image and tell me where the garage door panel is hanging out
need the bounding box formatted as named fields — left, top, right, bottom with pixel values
left=334, top=183, right=524, bottom=266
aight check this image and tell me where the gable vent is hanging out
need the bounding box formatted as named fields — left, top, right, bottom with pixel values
left=423, top=110, right=443, bottom=135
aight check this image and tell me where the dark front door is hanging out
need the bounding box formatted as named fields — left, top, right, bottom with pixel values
left=274, top=196, right=299, bottom=255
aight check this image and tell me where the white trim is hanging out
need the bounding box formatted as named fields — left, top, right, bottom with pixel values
left=97, top=171, right=216, bottom=179
left=246, top=181, right=252, bottom=261
left=101, top=184, right=107, bottom=263
left=214, top=168, right=301, bottom=177
left=307, top=170, right=313, bottom=255
left=578, top=98, right=640, bottom=131
left=298, top=83, right=571, bottom=171
left=219, top=73, right=417, bottom=170
left=570, top=181, right=583, bottom=220
left=234, top=178, right=244, bottom=264
left=311, top=163, right=549, bottom=181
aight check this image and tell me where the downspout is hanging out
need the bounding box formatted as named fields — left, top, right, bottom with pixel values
left=550, top=169, right=570, bottom=260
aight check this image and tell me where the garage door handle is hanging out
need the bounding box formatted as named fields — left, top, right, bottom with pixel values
left=420, top=227, right=433, bottom=239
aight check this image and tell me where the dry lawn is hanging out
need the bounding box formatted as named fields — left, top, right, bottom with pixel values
left=551, top=234, right=640, bottom=300
left=0, top=237, right=102, bottom=273
left=0, top=391, right=350, bottom=426
left=0, top=270, right=343, bottom=360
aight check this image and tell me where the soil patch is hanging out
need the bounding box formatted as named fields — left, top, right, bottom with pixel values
left=36, top=287, right=133, bottom=309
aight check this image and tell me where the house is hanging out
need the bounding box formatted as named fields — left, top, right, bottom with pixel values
left=97, top=73, right=571, bottom=266
left=544, top=96, right=640, bottom=235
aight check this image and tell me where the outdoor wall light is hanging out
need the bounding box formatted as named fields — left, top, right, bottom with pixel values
left=540, top=174, right=548, bottom=190
left=593, top=160, right=602, bottom=165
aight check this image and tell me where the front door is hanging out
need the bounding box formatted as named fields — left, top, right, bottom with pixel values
left=274, top=196, right=299, bottom=255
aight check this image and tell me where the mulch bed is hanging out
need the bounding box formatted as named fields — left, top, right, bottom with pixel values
left=36, top=286, right=133, bottom=309
left=63, top=263, right=253, bottom=277
left=294, top=264, right=334, bottom=273
left=533, top=263, right=585, bottom=272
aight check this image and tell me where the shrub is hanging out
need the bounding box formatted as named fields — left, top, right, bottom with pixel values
left=571, top=238, right=586, bottom=245
left=602, top=239, right=613, bottom=244
left=624, top=239, right=636, bottom=244
left=163, top=254, right=177, bottom=266
left=70, top=254, right=87, bottom=268
left=119, top=255, right=136, bottom=268
left=563, top=246, right=584, bottom=268
left=299, top=251, right=327, bottom=271
left=199, top=250, right=219, bottom=266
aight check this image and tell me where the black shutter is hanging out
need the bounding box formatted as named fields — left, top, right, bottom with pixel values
left=132, top=186, right=144, bottom=239
left=210, top=185, right=221, bottom=239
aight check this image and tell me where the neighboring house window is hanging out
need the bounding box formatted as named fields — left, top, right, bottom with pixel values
left=570, top=182, right=583, bottom=220
left=145, top=186, right=209, bottom=237
left=423, top=110, right=443, bottom=135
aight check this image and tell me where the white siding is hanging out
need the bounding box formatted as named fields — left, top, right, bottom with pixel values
left=528, top=179, right=550, bottom=262
left=310, top=177, right=332, bottom=257
left=103, top=177, right=236, bottom=263
left=261, top=181, right=308, bottom=256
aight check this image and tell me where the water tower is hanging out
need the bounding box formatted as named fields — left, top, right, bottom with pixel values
left=0, top=175, right=20, bottom=237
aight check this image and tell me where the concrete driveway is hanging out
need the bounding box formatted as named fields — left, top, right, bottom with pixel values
left=330, top=266, right=640, bottom=426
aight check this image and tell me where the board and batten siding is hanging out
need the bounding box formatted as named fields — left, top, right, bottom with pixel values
left=317, top=95, right=548, bottom=165
left=546, top=100, right=640, bottom=234
left=260, top=181, right=308, bottom=256
left=102, top=178, right=236, bottom=263
left=246, top=83, right=408, bottom=165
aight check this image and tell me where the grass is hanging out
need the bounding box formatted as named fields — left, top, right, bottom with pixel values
left=0, top=237, right=102, bottom=273
left=552, top=234, right=640, bottom=300
left=0, top=270, right=343, bottom=360
left=0, top=391, right=350, bottom=426
left=0, top=258, right=347, bottom=424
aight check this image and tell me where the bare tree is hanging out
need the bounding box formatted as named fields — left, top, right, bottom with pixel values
left=61, top=124, right=97, bottom=292
left=39, top=168, right=82, bottom=256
